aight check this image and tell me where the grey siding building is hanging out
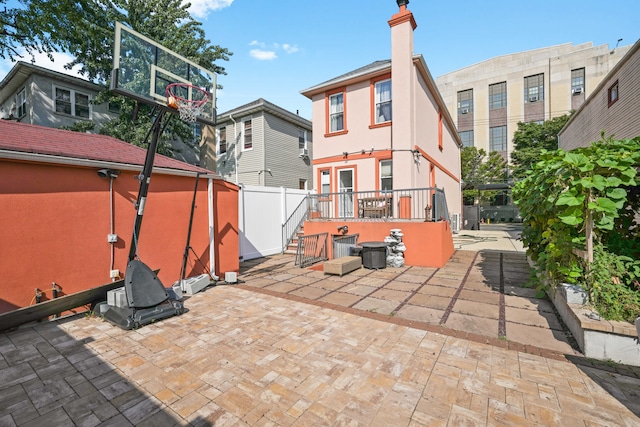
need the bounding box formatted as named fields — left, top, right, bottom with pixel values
left=559, top=39, right=640, bottom=150
left=215, top=99, right=313, bottom=190
left=0, top=62, right=114, bottom=129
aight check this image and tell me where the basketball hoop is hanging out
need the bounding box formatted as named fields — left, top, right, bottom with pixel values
left=166, top=83, right=210, bottom=123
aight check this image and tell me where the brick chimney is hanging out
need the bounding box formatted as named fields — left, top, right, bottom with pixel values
left=389, top=0, right=418, bottom=187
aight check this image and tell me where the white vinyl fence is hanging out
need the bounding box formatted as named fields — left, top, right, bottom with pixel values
left=238, top=185, right=312, bottom=261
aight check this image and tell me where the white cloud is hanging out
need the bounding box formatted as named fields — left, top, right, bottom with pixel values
left=282, top=44, right=299, bottom=54
left=247, top=41, right=299, bottom=61
left=187, top=0, right=234, bottom=19
left=249, top=49, right=277, bottom=61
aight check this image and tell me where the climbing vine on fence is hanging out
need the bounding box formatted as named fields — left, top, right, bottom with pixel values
left=513, top=136, right=640, bottom=321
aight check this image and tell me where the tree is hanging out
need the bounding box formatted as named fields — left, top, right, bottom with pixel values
left=461, top=147, right=508, bottom=204
left=510, top=114, right=572, bottom=179
left=14, top=0, right=231, bottom=155
left=0, top=0, right=47, bottom=60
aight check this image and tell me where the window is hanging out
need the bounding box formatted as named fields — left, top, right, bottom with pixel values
left=320, top=170, right=331, bottom=194
left=329, top=92, right=344, bottom=132
left=243, top=119, right=252, bottom=150
left=524, top=74, right=544, bottom=103
left=489, top=82, right=506, bottom=109
left=571, top=68, right=585, bottom=95
left=218, top=126, right=227, bottom=154
left=374, top=78, right=392, bottom=124
left=457, top=89, right=473, bottom=115
left=380, top=160, right=392, bottom=191
left=608, top=80, right=619, bottom=107
left=193, top=123, right=201, bottom=140
left=459, top=130, right=474, bottom=147
left=16, top=88, right=26, bottom=118
left=54, top=87, right=90, bottom=118
left=489, top=126, right=507, bottom=152
left=298, top=128, right=307, bottom=149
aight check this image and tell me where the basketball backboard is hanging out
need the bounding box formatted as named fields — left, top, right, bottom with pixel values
left=110, top=22, right=217, bottom=125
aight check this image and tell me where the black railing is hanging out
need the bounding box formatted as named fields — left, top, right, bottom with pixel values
left=295, top=232, right=328, bottom=268
left=307, top=187, right=449, bottom=222
left=282, top=197, right=309, bottom=252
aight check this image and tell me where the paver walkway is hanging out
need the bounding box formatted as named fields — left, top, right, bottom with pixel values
left=1, top=230, right=639, bottom=426
left=238, top=251, right=576, bottom=356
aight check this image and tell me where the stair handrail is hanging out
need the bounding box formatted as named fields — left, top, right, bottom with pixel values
left=282, top=195, right=309, bottom=252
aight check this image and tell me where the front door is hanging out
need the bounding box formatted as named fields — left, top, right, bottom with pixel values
left=338, top=169, right=354, bottom=218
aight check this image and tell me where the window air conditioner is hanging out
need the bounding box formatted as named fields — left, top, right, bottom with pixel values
left=461, top=108, right=469, bottom=114
left=299, top=148, right=309, bottom=158
left=529, top=96, right=538, bottom=102
left=572, top=86, right=583, bottom=95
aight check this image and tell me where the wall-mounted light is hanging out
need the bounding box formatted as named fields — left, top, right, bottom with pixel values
left=97, top=169, right=121, bottom=179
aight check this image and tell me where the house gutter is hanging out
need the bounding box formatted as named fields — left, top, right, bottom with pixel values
left=208, top=177, right=216, bottom=277
left=0, top=150, right=217, bottom=179
left=229, top=114, right=238, bottom=185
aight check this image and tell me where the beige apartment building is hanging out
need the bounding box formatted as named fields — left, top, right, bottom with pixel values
left=436, top=41, right=632, bottom=163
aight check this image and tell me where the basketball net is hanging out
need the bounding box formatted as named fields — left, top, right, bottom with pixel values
left=166, top=83, right=209, bottom=123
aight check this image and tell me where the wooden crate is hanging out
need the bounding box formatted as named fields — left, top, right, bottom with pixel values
left=324, top=256, right=362, bottom=276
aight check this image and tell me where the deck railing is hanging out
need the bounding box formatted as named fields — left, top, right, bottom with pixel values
left=307, top=187, right=449, bottom=222
left=282, top=197, right=309, bottom=251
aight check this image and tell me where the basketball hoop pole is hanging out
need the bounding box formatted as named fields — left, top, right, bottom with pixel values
left=128, top=110, right=167, bottom=261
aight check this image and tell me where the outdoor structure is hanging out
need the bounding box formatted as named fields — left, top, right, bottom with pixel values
left=559, top=39, right=640, bottom=149
left=215, top=98, right=313, bottom=189
left=436, top=40, right=633, bottom=160
left=298, top=1, right=460, bottom=268
left=0, top=61, right=203, bottom=165
left=0, top=120, right=239, bottom=314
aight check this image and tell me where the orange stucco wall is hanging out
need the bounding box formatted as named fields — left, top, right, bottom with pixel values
left=303, top=220, right=454, bottom=268
left=0, top=160, right=238, bottom=313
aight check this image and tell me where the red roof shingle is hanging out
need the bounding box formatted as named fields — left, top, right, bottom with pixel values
left=0, top=120, right=210, bottom=174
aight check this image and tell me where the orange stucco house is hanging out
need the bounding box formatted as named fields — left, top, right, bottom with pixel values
left=0, top=120, right=239, bottom=313
left=299, top=1, right=462, bottom=267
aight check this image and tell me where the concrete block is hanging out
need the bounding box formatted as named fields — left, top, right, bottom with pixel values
left=559, top=283, right=588, bottom=305
left=107, top=287, right=128, bottom=308
left=182, top=274, right=210, bottom=295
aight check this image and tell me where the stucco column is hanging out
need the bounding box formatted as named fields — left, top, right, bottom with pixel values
left=389, top=3, right=417, bottom=190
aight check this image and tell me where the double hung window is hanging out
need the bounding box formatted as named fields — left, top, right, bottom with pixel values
left=374, top=79, right=392, bottom=124
left=329, top=93, right=344, bottom=132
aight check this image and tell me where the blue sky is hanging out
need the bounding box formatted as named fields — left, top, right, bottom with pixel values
left=2, top=0, right=639, bottom=120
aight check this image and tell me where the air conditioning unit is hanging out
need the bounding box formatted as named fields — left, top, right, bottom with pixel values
left=572, top=86, right=583, bottom=95
left=460, top=108, right=469, bottom=114
left=529, top=96, right=538, bottom=102
left=451, top=213, right=461, bottom=233
left=299, top=148, right=309, bottom=158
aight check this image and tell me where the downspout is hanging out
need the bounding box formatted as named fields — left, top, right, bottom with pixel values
left=208, top=177, right=216, bottom=277
left=109, top=176, right=116, bottom=279
left=230, top=114, right=238, bottom=185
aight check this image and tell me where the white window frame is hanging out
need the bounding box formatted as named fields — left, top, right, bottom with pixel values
left=298, top=128, right=307, bottom=149
left=320, top=170, right=331, bottom=195
left=217, top=126, right=227, bottom=154
left=16, top=88, right=26, bottom=118
left=380, top=160, right=392, bottom=192
left=242, top=117, right=253, bottom=151
left=53, top=85, right=91, bottom=118
left=374, top=79, right=392, bottom=124
left=329, top=92, right=344, bottom=132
